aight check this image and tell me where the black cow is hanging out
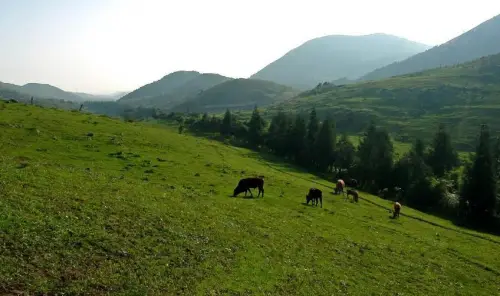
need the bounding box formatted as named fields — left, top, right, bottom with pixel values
left=306, top=188, right=322, bottom=208
left=233, top=177, right=264, bottom=198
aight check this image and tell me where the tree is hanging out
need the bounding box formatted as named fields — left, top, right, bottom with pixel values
left=220, top=109, right=232, bottom=136
left=393, top=138, right=434, bottom=208
left=247, top=106, right=266, bottom=147
left=426, top=124, right=459, bottom=177
left=335, top=133, right=356, bottom=173
left=307, top=108, right=320, bottom=166
left=313, top=119, right=336, bottom=172
left=492, top=137, right=500, bottom=179
left=267, top=111, right=291, bottom=157
left=356, top=121, right=394, bottom=192
left=460, top=124, right=497, bottom=223
left=287, top=115, right=308, bottom=165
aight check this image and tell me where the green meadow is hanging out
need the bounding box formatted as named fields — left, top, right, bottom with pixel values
left=1, top=101, right=499, bottom=295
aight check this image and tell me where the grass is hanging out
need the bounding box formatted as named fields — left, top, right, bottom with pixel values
left=1, top=101, right=500, bottom=295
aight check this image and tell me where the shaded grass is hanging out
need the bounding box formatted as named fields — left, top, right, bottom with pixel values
left=1, top=101, right=499, bottom=295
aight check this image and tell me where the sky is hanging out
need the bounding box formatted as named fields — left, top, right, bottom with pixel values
left=0, top=0, right=499, bottom=94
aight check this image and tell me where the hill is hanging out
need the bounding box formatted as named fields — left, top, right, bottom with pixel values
left=360, top=14, right=500, bottom=81
left=170, top=78, right=300, bottom=113
left=73, top=91, right=129, bottom=101
left=250, top=33, right=430, bottom=90
left=1, top=101, right=499, bottom=295
left=0, top=84, right=79, bottom=109
left=0, top=82, right=84, bottom=102
left=269, top=52, right=500, bottom=151
left=118, top=71, right=231, bottom=108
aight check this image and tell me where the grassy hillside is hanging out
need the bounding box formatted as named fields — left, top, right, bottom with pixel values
left=360, top=14, right=500, bottom=81
left=251, top=33, right=430, bottom=90
left=270, top=53, right=500, bottom=151
left=1, top=101, right=500, bottom=295
left=118, top=71, right=231, bottom=108
left=171, top=78, right=300, bottom=113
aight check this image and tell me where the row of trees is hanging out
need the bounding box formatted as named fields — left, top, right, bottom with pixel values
left=185, top=107, right=499, bottom=228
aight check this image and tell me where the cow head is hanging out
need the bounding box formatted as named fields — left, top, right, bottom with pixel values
left=233, top=185, right=245, bottom=197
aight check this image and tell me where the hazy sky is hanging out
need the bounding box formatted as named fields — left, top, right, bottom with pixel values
left=1, top=0, right=499, bottom=94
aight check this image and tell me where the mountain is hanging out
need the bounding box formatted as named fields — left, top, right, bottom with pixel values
left=0, top=81, right=84, bottom=102
left=269, top=52, right=500, bottom=151
left=18, top=83, right=83, bottom=102
left=250, top=33, right=430, bottom=90
left=360, top=14, right=500, bottom=81
left=73, top=91, right=129, bottom=101
left=118, top=71, right=231, bottom=108
left=170, top=78, right=300, bottom=113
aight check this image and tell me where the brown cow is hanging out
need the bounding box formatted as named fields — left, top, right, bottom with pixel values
left=393, top=202, right=402, bottom=218
left=345, top=188, right=359, bottom=202
left=334, top=179, right=345, bottom=195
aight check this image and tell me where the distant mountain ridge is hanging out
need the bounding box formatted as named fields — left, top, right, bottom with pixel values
left=0, top=81, right=126, bottom=102
left=250, top=33, right=430, bottom=89
left=170, top=78, right=300, bottom=113
left=360, top=14, right=500, bottom=81
left=269, top=52, right=500, bottom=150
left=118, top=71, right=232, bottom=108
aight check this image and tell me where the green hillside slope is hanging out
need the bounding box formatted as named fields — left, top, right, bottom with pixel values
left=360, top=14, right=500, bottom=81
left=118, top=71, right=231, bottom=108
left=270, top=53, right=500, bottom=150
left=171, top=78, right=299, bottom=113
left=251, top=33, right=430, bottom=90
left=1, top=101, right=499, bottom=295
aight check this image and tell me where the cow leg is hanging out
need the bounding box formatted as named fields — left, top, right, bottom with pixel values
left=248, top=188, right=253, bottom=197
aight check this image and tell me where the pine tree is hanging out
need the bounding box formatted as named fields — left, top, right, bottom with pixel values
left=335, top=133, right=355, bottom=172
left=287, top=115, right=308, bottom=165
left=307, top=108, right=319, bottom=166
left=267, top=111, right=290, bottom=157
left=220, top=109, right=232, bottom=136
left=492, top=137, right=500, bottom=179
left=247, top=106, right=266, bottom=147
left=356, top=121, right=393, bottom=191
left=394, top=138, right=433, bottom=208
left=460, top=124, right=497, bottom=222
left=427, top=124, right=459, bottom=177
left=314, top=119, right=336, bottom=172
left=210, top=115, right=220, bottom=132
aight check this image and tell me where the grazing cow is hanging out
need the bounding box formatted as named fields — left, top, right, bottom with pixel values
left=334, top=179, right=345, bottom=195
left=348, top=178, right=358, bottom=188
left=233, top=177, right=264, bottom=198
left=393, top=202, right=402, bottom=218
left=345, top=188, right=359, bottom=202
left=306, top=188, right=323, bottom=208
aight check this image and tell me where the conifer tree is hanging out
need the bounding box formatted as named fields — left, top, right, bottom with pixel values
left=335, top=133, right=356, bottom=172
left=356, top=121, right=393, bottom=191
left=247, top=106, right=266, bottom=147
left=314, top=119, right=336, bottom=172
left=220, top=109, right=232, bottom=136
left=307, top=108, right=319, bottom=166
left=267, top=111, right=290, bottom=157
left=427, top=124, right=459, bottom=177
left=460, top=124, right=497, bottom=222
left=287, top=115, right=308, bottom=165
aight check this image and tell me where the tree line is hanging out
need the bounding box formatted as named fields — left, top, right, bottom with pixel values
left=166, top=107, right=499, bottom=230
